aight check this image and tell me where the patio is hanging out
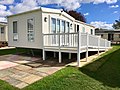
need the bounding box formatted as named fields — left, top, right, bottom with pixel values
left=0, top=54, right=65, bottom=89
left=0, top=50, right=109, bottom=89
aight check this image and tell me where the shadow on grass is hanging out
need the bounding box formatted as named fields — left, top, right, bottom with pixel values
left=80, top=46, right=120, bottom=88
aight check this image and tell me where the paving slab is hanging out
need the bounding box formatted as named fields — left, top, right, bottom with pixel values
left=14, top=65, right=32, bottom=71
left=3, top=76, right=22, bottom=86
left=0, top=69, right=13, bottom=78
left=15, top=82, right=28, bottom=89
left=10, top=71, right=30, bottom=80
left=20, top=74, right=42, bottom=84
left=25, top=69, right=48, bottom=77
left=25, top=62, right=43, bottom=68
left=0, top=61, right=18, bottom=70
left=0, top=54, right=65, bottom=89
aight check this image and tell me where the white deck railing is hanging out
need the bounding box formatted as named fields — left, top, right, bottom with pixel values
left=43, top=32, right=111, bottom=49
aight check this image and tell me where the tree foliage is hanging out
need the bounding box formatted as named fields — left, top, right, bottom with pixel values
left=64, top=10, right=86, bottom=23
left=113, top=18, right=120, bottom=29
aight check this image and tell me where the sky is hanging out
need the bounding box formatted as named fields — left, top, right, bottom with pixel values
left=0, top=0, right=120, bottom=29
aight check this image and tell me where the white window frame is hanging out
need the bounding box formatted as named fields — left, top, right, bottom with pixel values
left=13, top=21, right=18, bottom=41
left=27, top=18, right=35, bottom=42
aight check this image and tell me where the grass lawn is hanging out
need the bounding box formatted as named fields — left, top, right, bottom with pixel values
left=0, top=45, right=120, bottom=90
left=0, top=80, right=18, bottom=90
left=22, top=45, right=120, bottom=90
left=0, top=48, right=26, bottom=55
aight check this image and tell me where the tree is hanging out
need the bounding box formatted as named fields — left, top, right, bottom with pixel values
left=64, top=10, right=86, bottom=23
left=113, top=18, right=120, bottom=29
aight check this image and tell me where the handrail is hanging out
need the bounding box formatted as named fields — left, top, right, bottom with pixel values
left=44, top=32, right=78, bottom=35
left=43, top=32, right=111, bottom=49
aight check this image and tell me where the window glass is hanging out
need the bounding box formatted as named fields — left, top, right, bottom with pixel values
left=61, top=20, right=65, bottom=33
left=119, top=34, right=120, bottom=38
left=13, top=21, right=17, bottom=33
left=77, top=25, right=79, bottom=32
left=66, top=22, right=69, bottom=33
left=1, top=27, right=4, bottom=34
left=91, top=29, right=93, bottom=35
left=51, top=18, right=56, bottom=33
left=82, top=27, right=85, bottom=33
left=101, top=34, right=103, bottom=37
left=74, top=24, right=76, bottom=32
left=57, top=19, right=60, bottom=33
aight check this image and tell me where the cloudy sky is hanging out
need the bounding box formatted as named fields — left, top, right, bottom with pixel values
left=0, top=0, right=120, bottom=29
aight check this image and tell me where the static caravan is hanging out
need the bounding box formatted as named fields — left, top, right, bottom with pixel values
left=95, top=29, right=120, bottom=44
left=8, top=7, right=111, bottom=66
left=0, top=22, right=8, bottom=46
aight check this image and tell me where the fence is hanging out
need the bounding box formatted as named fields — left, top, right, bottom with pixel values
left=43, top=32, right=111, bottom=49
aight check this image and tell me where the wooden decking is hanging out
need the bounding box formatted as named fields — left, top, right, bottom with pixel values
left=44, top=47, right=108, bottom=54
left=43, top=32, right=111, bottom=67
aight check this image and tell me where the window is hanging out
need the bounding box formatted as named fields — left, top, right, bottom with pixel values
left=74, top=24, right=76, bottom=32
left=1, top=27, right=4, bottom=34
left=57, top=19, right=60, bottom=33
left=27, top=18, right=34, bottom=42
left=119, top=34, right=120, bottom=38
left=13, top=21, right=17, bottom=33
left=61, top=20, right=65, bottom=33
left=51, top=18, right=56, bottom=33
left=82, top=27, right=85, bottom=33
left=101, top=34, right=103, bottom=37
left=51, top=18, right=57, bottom=44
left=13, top=21, right=18, bottom=41
left=66, top=22, right=70, bottom=44
left=91, top=29, right=93, bottom=35
left=66, top=22, right=69, bottom=33
left=77, top=25, right=79, bottom=32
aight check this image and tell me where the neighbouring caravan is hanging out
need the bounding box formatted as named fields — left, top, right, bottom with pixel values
left=8, top=7, right=111, bottom=66
left=0, top=22, right=8, bottom=47
left=95, top=29, right=120, bottom=44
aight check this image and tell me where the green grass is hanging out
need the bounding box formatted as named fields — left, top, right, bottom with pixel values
left=0, top=45, right=120, bottom=90
left=0, top=48, right=26, bottom=55
left=0, top=80, right=18, bottom=90
left=23, top=45, right=120, bottom=90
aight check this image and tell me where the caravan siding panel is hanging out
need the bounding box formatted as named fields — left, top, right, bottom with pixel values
left=74, top=22, right=95, bottom=34
left=85, top=25, right=95, bottom=35
left=113, top=34, right=120, bottom=41
left=101, top=33, right=108, bottom=40
left=42, top=12, right=74, bottom=34
left=8, top=10, right=43, bottom=49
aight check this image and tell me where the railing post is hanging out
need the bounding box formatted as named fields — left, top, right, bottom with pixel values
left=43, top=49, right=45, bottom=60
left=105, top=39, right=107, bottom=51
left=86, top=33, right=89, bottom=61
left=98, top=37, right=100, bottom=55
left=77, top=31, right=81, bottom=67
left=109, top=41, right=111, bottom=47
left=54, top=52, right=56, bottom=58
left=42, top=33, right=45, bottom=60
left=59, top=33, right=61, bottom=63
left=69, top=53, right=71, bottom=60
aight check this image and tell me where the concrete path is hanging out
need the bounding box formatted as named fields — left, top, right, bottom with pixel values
left=0, top=47, right=15, bottom=50
left=67, top=51, right=106, bottom=67
left=0, top=54, right=64, bottom=89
